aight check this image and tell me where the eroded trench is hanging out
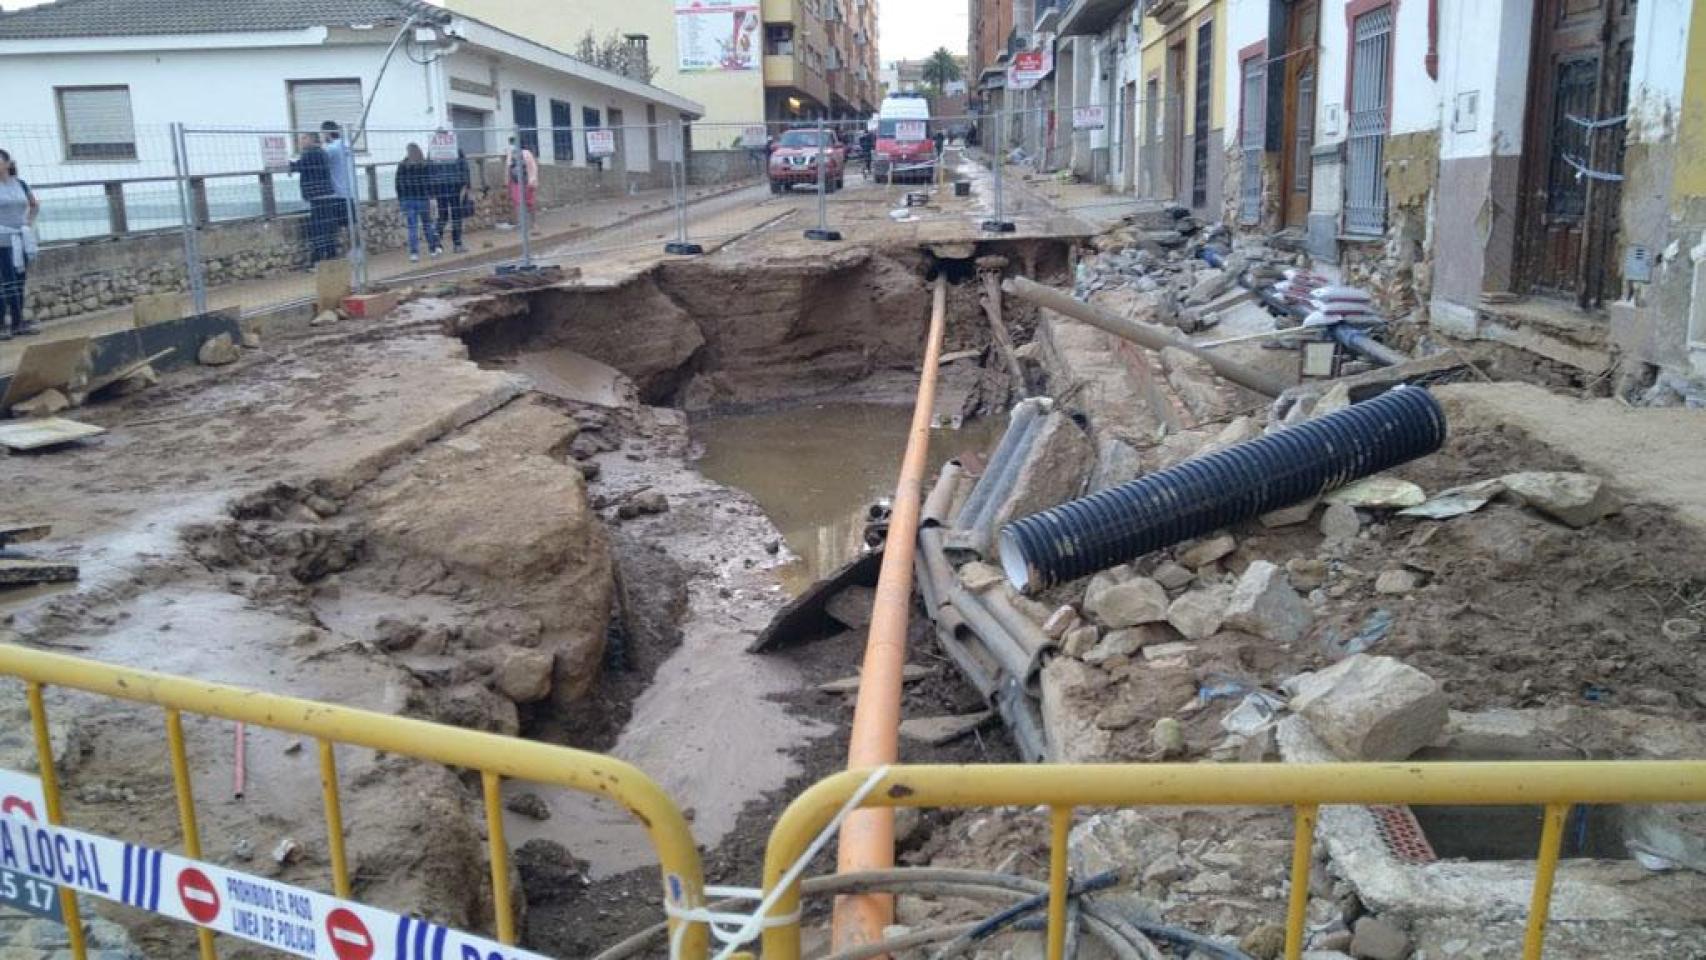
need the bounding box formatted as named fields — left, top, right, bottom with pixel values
left=447, top=240, right=1073, bottom=954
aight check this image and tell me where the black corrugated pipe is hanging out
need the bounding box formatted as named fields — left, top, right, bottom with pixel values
left=999, top=386, right=1448, bottom=593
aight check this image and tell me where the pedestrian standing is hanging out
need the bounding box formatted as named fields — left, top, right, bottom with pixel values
left=322, top=121, right=355, bottom=253
left=506, top=136, right=538, bottom=229
left=290, top=132, right=337, bottom=266
left=431, top=144, right=471, bottom=255
left=0, top=148, right=41, bottom=340
left=395, top=143, right=441, bottom=262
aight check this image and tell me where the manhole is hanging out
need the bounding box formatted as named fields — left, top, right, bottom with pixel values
left=1406, top=804, right=1631, bottom=862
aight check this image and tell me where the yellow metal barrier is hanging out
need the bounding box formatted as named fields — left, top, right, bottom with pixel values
left=761, top=762, right=1706, bottom=960
left=0, top=644, right=710, bottom=960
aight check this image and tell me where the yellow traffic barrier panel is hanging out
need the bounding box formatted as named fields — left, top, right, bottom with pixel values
left=0, top=644, right=710, bottom=960
left=763, top=762, right=1706, bottom=960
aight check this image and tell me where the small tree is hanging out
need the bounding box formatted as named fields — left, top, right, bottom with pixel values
left=921, top=47, right=962, bottom=94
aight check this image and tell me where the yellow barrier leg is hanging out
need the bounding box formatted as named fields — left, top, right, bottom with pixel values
left=481, top=772, right=517, bottom=944
left=1285, top=805, right=1318, bottom=960
left=1523, top=803, right=1571, bottom=960
left=318, top=740, right=352, bottom=899
left=166, top=709, right=218, bottom=960
left=1047, top=806, right=1072, bottom=960
left=27, top=683, right=88, bottom=960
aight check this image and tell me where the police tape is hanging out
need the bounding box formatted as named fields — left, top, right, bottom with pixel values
left=0, top=794, right=547, bottom=960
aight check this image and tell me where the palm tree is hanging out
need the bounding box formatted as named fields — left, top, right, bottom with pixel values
left=921, top=47, right=962, bottom=94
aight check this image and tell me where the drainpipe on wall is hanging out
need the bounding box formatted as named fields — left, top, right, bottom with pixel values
left=1425, top=0, right=1439, bottom=80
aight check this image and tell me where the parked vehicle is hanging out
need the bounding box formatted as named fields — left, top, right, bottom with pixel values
left=872, top=96, right=936, bottom=183
left=768, top=128, right=846, bottom=193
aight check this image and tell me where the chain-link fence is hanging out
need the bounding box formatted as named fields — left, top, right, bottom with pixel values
left=3, top=99, right=1197, bottom=342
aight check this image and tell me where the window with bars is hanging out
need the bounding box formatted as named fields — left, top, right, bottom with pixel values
left=550, top=99, right=575, bottom=163
left=1294, top=69, right=1315, bottom=194
left=1239, top=54, right=1265, bottom=225
left=512, top=90, right=539, bottom=154
left=1192, top=20, right=1212, bottom=208
left=57, top=85, right=137, bottom=160
left=1344, top=5, right=1392, bottom=237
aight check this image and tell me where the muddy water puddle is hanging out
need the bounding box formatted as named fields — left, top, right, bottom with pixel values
left=693, top=402, right=1002, bottom=594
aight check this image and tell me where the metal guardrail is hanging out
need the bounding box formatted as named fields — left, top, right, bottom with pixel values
left=0, top=644, right=710, bottom=960
left=764, top=762, right=1706, bottom=960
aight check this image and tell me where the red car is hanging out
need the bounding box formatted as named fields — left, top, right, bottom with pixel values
left=769, top=129, right=846, bottom=193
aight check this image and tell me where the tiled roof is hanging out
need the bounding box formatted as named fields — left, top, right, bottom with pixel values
left=0, top=0, right=436, bottom=40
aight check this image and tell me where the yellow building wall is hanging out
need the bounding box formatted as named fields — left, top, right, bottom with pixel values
left=1674, top=0, right=1706, bottom=203
left=1138, top=0, right=1227, bottom=133
left=445, top=0, right=768, bottom=139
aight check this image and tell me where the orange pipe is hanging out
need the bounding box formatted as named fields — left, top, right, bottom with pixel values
left=831, top=275, right=949, bottom=951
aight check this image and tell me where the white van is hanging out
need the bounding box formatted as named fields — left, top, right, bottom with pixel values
left=873, top=95, right=935, bottom=182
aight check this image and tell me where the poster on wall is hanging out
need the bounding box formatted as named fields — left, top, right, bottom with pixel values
left=676, top=0, right=760, bottom=72
left=586, top=129, right=617, bottom=158
left=259, top=135, right=291, bottom=172
left=1072, top=106, right=1106, bottom=130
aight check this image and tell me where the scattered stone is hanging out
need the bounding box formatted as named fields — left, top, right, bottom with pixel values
left=271, top=837, right=302, bottom=865
left=959, top=561, right=1007, bottom=592
left=1349, top=916, right=1409, bottom=960
left=1501, top=471, right=1623, bottom=528
left=1326, top=477, right=1427, bottom=509
left=1290, top=654, right=1448, bottom=761
left=1241, top=924, right=1288, bottom=960
left=577, top=459, right=602, bottom=481
left=1313, top=929, right=1355, bottom=952
left=1061, top=624, right=1100, bottom=658
left=617, top=489, right=669, bottom=518
left=492, top=646, right=555, bottom=704
left=304, top=495, right=341, bottom=517
left=818, top=664, right=933, bottom=694
left=240, top=330, right=262, bottom=349
left=232, top=838, right=254, bottom=862
left=1179, top=535, right=1237, bottom=569
left=1319, top=503, right=1363, bottom=541
left=505, top=792, right=552, bottom=821
left=1374, top=568, right=1423, bottom=595
left=514, top=839, right=585, bottom=904
left=11, top=389, right=70, bottom=417
left=1083, top=628, right=1145, bottom=664
left=899, top=711, right=992, bottom=746
left=373, top=616, right=423, bottom=652
left=1151, top=717, right=1185, bottom=758
left=1223, top=561, right=1313, bottom=645
left=1185, top=267, right=1235, bottom=305
left=1153, top=561, right=1196, bottom=592
left=1287, top=558, right=1329, bottom=591
left=198, top=333, right=241, bottom=366
left=312, top=309, right=340, bottom=327
left=1042, top=605, right=1079, bottom=640
left=283, top=740, right=303, bottom=755
left=1167, top=586, right=1230, bottom=641
left=1261, top=498, right=1319, bottom=528
left=1085, top=577, right=1171, bottom=628
left=1094, top=700, right=1145, bottom=730
left=1141, top=641, right=1197, bottom=663
left=764, top=538, right=781, bottom=555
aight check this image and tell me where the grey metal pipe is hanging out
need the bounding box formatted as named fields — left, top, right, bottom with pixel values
left=948, top=588, right=1039, bottom=691
left=981, top=588, right=1054, bottom=674
left=1332, top=324, right=1408, bottom=367
left=995, top=676, right=1051, bottom=763
left=956, top=410, right=1048, bottom=556
left=1004, top=276, right=1291, bottom=398
left=954, top=398, right=1047, bottom=535
left=934, top=607, right=1001, bottom=701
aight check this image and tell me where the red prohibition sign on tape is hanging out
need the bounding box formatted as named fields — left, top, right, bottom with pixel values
left=177, top=867, right=222, bottom=925
left=0, top=795, right=38, bottom=820
left=326, top=907, right=376, bottom=960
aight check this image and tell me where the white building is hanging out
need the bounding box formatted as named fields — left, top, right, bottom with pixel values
left=0, top=0, right=704, bottom=240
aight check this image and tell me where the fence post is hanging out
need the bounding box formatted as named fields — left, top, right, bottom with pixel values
left=170, top=122, right=209, bottom=314
left=664, top=118, right=702, bottom=255
left=342, top=145, right=367, bottom=293
left=983, top=110, right=1015, bottom=233
left=805, top=120, right=841, bottom=242
left=511, top=127, right=534, bottom=271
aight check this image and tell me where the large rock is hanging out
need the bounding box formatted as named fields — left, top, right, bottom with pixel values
left=493, top=646, right=555, bottom=704
left=1501, top=471, right=1622, bottom=528
left=1178, top=534, right=1237, bottom=570
left=1319, top=503, right=1363, bottom=541
left=1084, top=577, right=1170, bottom=628
left=1166, top=585, right=1230, bottom=641
left=1223, top=561, right=1312, bottom=644
left=1349, top=916, right=1409, bottom=960
left=1290, top=654, right=1448, bottom=761
left=989, top=412, right=1095, bottom=534
left=11, top=389, right=70, bottom=418
left=198, top=333, right=240, bottom=366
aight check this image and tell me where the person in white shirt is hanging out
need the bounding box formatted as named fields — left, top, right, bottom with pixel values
left=0, top=148, right=41, bottom=339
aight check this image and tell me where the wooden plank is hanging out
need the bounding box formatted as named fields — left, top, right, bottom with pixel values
left=1, top=337, right=92, bottom=410
left=0, top=557, right=79, bottom=586
left=0, top=418, right=107, bottom=451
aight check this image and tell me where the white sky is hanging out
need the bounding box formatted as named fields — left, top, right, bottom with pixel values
left=879, top=0, right=966, bottom=63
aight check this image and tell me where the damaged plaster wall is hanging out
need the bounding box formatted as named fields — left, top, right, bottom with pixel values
left=1613, top=0, right=1703, bottom=378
